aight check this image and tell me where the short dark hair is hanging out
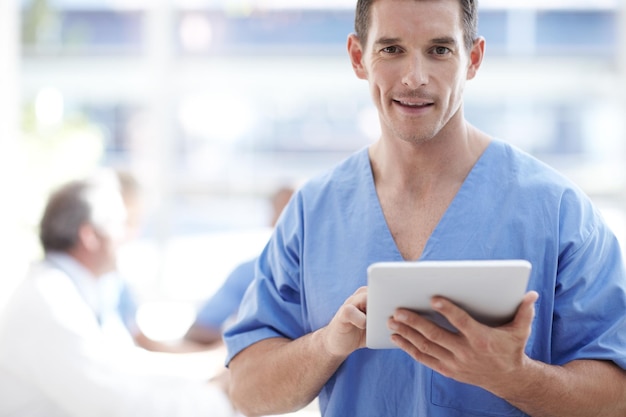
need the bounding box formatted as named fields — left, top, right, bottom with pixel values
left=39, top=181, right=92, bottom=252
left=354, top=0, right=479, bottom=51
left=39, top=173, right=125, bottom=253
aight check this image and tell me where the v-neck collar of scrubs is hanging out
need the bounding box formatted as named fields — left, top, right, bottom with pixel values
left=364, top=139, right=498, bottom=262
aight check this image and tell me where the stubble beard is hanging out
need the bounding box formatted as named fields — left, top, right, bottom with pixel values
left=390, top=117, right=443, bottom=147
left=383, top=92, right=445, bottom=146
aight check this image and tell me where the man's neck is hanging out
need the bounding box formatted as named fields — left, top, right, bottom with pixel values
left=369, top=123, right=490, bottom=196
left=65, top=247, right=108, bottom=279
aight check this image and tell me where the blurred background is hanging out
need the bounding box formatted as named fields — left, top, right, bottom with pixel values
left=1, top=0, right=625, bottom=338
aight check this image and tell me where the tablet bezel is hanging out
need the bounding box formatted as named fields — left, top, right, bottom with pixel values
left=365, top=259, right=532, bottom=349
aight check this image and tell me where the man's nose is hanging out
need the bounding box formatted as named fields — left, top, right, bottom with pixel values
left=402, top=56, right=429, bottom=88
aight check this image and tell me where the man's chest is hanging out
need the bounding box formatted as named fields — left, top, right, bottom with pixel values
left=381, top=193, right=456, bottom=261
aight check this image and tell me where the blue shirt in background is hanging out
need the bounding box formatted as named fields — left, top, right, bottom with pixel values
left=194, top=258, right=256, bottom=330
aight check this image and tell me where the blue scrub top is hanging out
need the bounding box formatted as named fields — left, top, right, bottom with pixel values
left=225, top=140, right=626, bottom=417
left=194, top=258, right=257, bottom=329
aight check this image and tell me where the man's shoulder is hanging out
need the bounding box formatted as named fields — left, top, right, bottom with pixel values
left=300, top=147, right=370, bottom=195
left=5, top=261, right=76, bottom=310
left=490, top=140, right=578, bottom=189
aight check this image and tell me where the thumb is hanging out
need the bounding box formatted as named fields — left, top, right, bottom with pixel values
left=512, top=291, right=539, bottom=329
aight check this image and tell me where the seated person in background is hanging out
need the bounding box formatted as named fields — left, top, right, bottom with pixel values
left=184, top=185, right=295, bottom=346
left=110, top=169, right=209, bottom=353
left=0, top=172, right=236, bottom=417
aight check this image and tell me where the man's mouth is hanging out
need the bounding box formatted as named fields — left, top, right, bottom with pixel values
left=394, top=99, right=434, bottom=108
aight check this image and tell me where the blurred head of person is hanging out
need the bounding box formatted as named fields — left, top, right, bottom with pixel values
left=269, top=186, right=295, bottom=227
left=114, top=169, right=144, bottom=241
left=39, top=171, right=129, bottom=278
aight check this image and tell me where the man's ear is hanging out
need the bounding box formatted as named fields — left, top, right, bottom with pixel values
left=466, top=36, right=485, bottom=81
left=347, top=34, right=368, bottom=80
left=78, top=223, right=100, bottom=252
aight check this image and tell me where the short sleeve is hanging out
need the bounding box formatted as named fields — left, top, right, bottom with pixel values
left=193, top=258, right=256, bottom=330
left=552, top=198, right=626, bottom=369
left=223, top=195, right=305, bottom=364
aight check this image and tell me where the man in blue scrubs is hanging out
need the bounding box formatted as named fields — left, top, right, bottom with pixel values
left=224, top=1, right=626, bottom=416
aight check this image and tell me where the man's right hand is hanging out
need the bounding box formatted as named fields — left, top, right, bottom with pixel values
left=320, top=286, right=368, bottom=358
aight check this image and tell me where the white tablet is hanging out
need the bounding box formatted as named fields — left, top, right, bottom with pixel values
left=366, top=259, right=532, bottom=349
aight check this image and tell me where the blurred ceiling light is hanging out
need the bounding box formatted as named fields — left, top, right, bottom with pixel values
left=35, top=87, right=64, bottom=128
left=50, top=0, right=146, bottom=10
left=178, top=94, right=256, bottom=142
left=179, top=14, right=213, bottom=52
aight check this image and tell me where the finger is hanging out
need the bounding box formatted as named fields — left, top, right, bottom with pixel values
left=349, top=286, right=367, bottom=301
left=431, top=296, right=482, bottom=337
left=390, top=333, right=450, bottom=376
left=510, top=291, right=539, bottom=330
left=354, top=286, right=368, bottom=295
left=345, top=286, right=368, bottom=311
left=344, top=304, right=366, bottom=329
left=390, top=310, right=456, bottom=354
left=387, top=318, right=452, bottom=371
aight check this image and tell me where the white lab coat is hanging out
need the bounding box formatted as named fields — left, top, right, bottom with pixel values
left=0, top=254, right=234, bottom=417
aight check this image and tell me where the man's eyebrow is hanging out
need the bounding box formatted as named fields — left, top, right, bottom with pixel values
left=431, top=36, right=458, bottom=46
left=373, top=36, right=459, bottom=47
left=373, top=37, right=402, bottom=47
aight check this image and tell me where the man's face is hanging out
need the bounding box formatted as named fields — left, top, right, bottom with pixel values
left=90, top=188, right=128, bottom=275
left=349, top=0, right=482, bottom=146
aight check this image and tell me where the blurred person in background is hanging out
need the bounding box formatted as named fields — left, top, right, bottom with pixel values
left=224, top=0, right=626, bottom=416
left=0, top=172, right=235, bottom=417
left=184, top=185, right=295, bottom=347
left=111, top=169, right=211, bottom=353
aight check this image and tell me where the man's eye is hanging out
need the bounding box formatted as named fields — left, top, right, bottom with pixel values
left=433, top=46, right=451, bottom=55
left=382, top=46, right=400, bottom=54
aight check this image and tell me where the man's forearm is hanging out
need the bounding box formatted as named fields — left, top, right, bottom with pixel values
left=228, top=329, right=346, bottom=417
left=497, top=359, right=626, bottom=417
